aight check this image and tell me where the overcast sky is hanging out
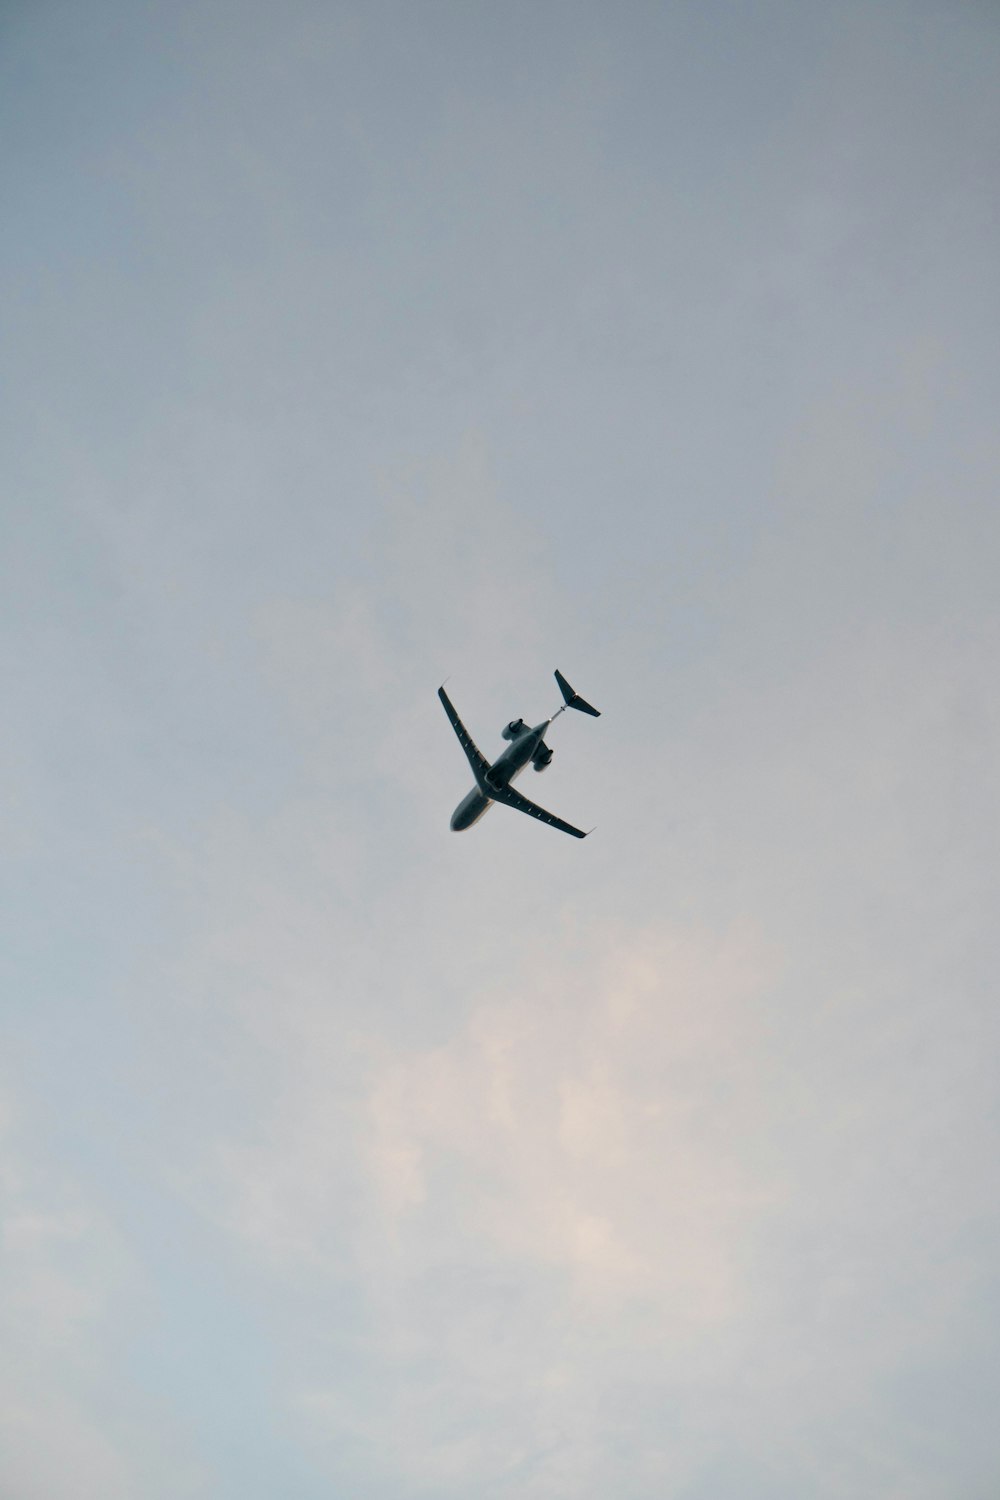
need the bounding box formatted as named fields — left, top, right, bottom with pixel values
left=3, top=2, right=999, bottom=1496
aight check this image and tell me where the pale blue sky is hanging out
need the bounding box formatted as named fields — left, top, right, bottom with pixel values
left=3, top=3, right=999, bottom=1496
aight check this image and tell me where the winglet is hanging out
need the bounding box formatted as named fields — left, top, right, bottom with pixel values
left=555, top=668, right=601, bottom=718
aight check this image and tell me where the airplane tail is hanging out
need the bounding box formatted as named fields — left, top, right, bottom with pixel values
left=554, top=668, right=601, bottom=718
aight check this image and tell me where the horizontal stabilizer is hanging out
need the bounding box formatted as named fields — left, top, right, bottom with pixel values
left=554, top=668, right=600, bottom=718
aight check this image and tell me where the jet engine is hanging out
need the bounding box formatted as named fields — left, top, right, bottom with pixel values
left=532, top=743, right=553, bottom=772
left=502, top=717, right=527, bottom=740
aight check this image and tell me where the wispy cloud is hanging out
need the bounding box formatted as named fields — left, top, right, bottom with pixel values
left=0, top=1096, right=136, bottom=1499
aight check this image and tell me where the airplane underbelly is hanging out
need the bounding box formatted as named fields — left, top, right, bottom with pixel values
left=450, top=788, right=493, bottom=831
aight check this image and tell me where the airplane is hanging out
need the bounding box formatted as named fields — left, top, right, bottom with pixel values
left=438, top=669, right=600, bottom=839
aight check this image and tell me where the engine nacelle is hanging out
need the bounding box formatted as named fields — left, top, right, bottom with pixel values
left=502, top=717, right=527, bottom=741
left=532, top=743, right=553, bottom=772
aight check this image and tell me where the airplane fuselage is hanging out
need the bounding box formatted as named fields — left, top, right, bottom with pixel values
left=450, top=718, right=551, bottom=831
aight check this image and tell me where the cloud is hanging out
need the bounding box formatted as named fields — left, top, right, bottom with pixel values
left=180, top=916, right=787, bottom=1490
left=0, top=1096, right=135, bottom=1500
left=0, top=1394, right=133, bottom=1500
left=362, top=923, right=779, bottom=1308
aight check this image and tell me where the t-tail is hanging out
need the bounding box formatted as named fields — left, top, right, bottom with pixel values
left=554, top=668, right=601, bottom=718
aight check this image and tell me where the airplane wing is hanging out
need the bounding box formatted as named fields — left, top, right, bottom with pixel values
left=487, top=780, right=589, bottom=839
left=438, top=686, right=492, bottom=789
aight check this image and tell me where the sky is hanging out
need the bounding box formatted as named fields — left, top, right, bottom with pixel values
left=2, top=1, right=999, bottom=1495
